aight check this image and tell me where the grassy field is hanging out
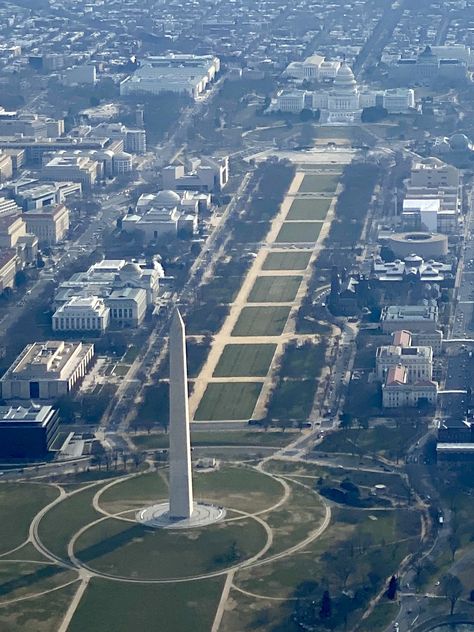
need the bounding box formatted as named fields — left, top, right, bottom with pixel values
left=298, top=174, right=340, bottom=193
left=194, top=466, right=285, bottom=513
left=99, top=472, right=169, bottom=514
left=232, top=306, right=291, bottom=336
left=113, top=364, right=130, bottom=377
left=247, top=275, right=303, bottom=303
left=267, top=379, right=318, bottom=422
left=0, top=581, right=79, bottom=632
left=287, top=198, right=331, bottom=220
left=68, top=578, right=224, bottom=632
left=262, top=251, right=311, bottom=271
left=194, top=382, right=263, bottom=420
left=0, top=562, right=77, bottom=605
left=316, top=424, right=424, bottom=461
left=280, top=340, right=327, bottom=379
left=74, top=514, right=267, bottom=580
left=0, top=483, right=59, bottom=554
left=131, top=430, right=295, bottom=450
left=276, top=222, right=323, bottom=243
left=213, top=343, right=276, bottom=377
left=226, top=505, right=421, bottom=631
left=37, top=486, right=101, bottom=560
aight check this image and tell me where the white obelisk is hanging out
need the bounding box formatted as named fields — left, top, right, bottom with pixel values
left=169, top=308, right=194, bottom=519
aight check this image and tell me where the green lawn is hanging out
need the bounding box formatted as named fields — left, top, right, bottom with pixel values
left=0, top=581, right=79, bottom=632
left=99, top=472, right=169, bottom=514
left=298, top=174, right=340, bottom=193
left=280, top=340, right=328, bottom=379
left=194, top=382, right=263, bottom=421
left=287, top=198, right=331, bottom=220
left=248, top=276, right=303, bottom=303
left=266, top=379, right=318, bottom=422
left=113, top=364, right=130, bottom=377
left=0, top=562, right=77, bottom=605
left=316, top=424, right=425, bottom=461
left=74, top=515, right=267, bottom=580
left=68, top=578, right=224, bottom=632
left=122, top=346, right=139, bottom=363
left=131, top=430, right=294, bottom=450
left=276, top=222, right=323, bottom=243
left=231, top=306, right=291, bottom=336
left=213, top=343, right=276, bottom=377
left=37, top=486, right=101, bottom=560
left=262, top=251, right=312, bottom=271
left=0, top=483, right=59, bottom=554
left=194, top=466, right=285, bottom=513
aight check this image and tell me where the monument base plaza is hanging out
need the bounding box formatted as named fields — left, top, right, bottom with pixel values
left=136, top=501, right=226, bottom=529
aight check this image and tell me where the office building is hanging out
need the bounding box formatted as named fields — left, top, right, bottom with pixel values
left=0, top=249, right=19, bottom=292
left=42, top=153, right=99, bottom=189
left=162, top=156, right=228, bottom=192
left=0, top=150, right=12, bottom=181
left=0, top=404, right=60, bottom=459
left=120, top=54, right=220, bottom=99
left=381, top=305, right=439, bottom=333
left=0, top=341, right=94, bottom=400
left=382, top=365, right=438, bottom=408
left=24, top=204, right=69, bottom=245
left=376, top=339, right=433, bottom=383
left=390, top=46, right=468, bottom=85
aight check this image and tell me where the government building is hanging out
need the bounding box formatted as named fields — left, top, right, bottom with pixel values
left=0, top=341, right=94, bottom=400
left=269, top=60, right=414, bottom=123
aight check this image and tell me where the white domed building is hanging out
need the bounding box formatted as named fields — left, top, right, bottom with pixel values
left=271, top=58, right=415, bottom=123
left=313, top=61, right=364, bottom=124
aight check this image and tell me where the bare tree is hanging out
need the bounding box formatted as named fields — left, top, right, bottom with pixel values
left=441, top=574, right=463, bottom=615
left=132, top=451, right=144, bottom=470
left=448, top=533, right=461, bottom=562
left=121, top=452, right=129, bottom=471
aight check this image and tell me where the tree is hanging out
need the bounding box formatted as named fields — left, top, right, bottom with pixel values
left=329, top=552, right=355, bottom=589
left=386, top=575, right=398, bottom=600
left=441, top=574, right=463, bottom=615
left=15, top=270, right=28, bottom=286
left=319, top=590, right=332, bottom=619
left=448, top=533, right=461, bottom=561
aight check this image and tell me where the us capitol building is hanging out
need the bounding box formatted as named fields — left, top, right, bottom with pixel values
left=269, top=59, right=414, bottom=124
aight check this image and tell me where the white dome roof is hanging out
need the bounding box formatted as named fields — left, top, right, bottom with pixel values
left=121, top=262, right=141, bottom=274
left=333, top=61, right=357, bottom=94
left=155, top=189, right=181, bottom=207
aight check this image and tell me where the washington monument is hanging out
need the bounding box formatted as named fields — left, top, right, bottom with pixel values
left=136, top=309, right=224, bottom=528
left=169, top=308, right=194, bottom=519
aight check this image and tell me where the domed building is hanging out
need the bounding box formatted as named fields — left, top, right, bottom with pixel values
left=449, top=133, right=472, bottom=152
left=155, top=189, right=181, bottom=208
left=323, top=62, right=363, bottom=124
left=271, top=57, right=415, bottom=122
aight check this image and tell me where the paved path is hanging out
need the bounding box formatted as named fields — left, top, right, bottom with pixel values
left=57, top=575, right=90, bottom=632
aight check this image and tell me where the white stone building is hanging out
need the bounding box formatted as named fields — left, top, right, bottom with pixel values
left=283, top=54, right=341, bottom=81
left=162, top=156, right=228, bottom=192
left=376, top=337, right=433, bottom=383
left=42, top=154, right=99, bottom=190
left=0, top=341, right=94, bottom=400
left=381, top=305, right=439, bottom=333
left=270, top=61, right=414, bottom=122
left=24, top=204, right=69, bottom=245
left=52, top=296, right=110, bottom=332
left=120, top=55, right=220, bottom=99
left=382, top=365, right=438, bottom=408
